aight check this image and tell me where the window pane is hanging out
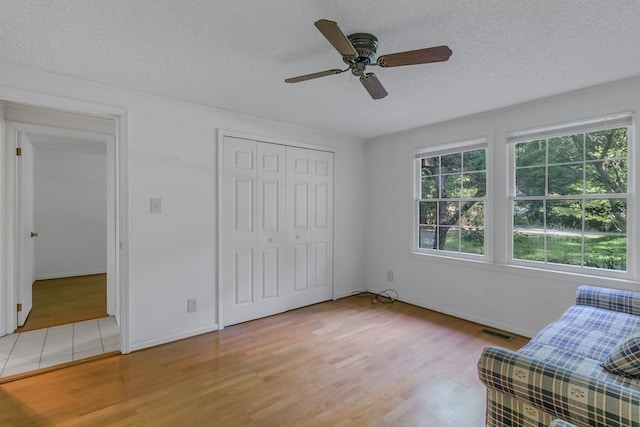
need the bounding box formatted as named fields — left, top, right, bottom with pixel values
left=441, top=226, right=459, bottom=251
left=546, top=234, right=582, bottom=266
left=419, top=226, right=437, bottom=249
left=516, top=139, right=545, bottom=167
left=513, top=200, right=544, bottom=228
left=441, top=200, right=460, bottom=225
left=585, top=160, right=627, bottom=194
left=513, top=231, right=545, bottom=261
left=586, top=128, right=627, bottom=160
left=584, top=234, right=626, bottom=271
left=463, top=149, right=486, bottom=172
left=422, top=157, right=440, bottom=174
left=585, top=199, right=626, bottom=233
left=545, top=199, right=583, bottom=265
left=548, top=164, right=583, bottom=195
left=461, top=227, right=484, bottom=254
left=461, top=202, right=484, bottom=227
left=419, top=201, right=438, bottom=225
left=443, top=174, right=462, bottom=198
left=441, top=153, right=461, bottom=173
left=463, top=172, right=486, bottom=197
left=546, top=199, right=582, bottom=230
left=548, top=134, right=583, bottom=164
left=421, top=168, right=439, bottom=198
left=516, top=167, right=545, bottom=196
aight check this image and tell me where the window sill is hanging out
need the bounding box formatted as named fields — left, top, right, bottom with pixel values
left=408, top=251, right=639, bottom=287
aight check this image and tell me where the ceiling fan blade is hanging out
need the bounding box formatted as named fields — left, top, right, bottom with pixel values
left=314, top=19, right=358, bottom=59
left=377, top=45, right=452, bottom=68
left=285, top=69, right=344, bottom=83
left=360, top=73, right=388, bottom=100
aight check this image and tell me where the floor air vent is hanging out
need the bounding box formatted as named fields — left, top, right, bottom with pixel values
left=481, top=328, right=514, bottom=341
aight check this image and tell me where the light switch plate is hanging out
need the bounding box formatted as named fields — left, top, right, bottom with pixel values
left=150, top=198, right=162, bottom=214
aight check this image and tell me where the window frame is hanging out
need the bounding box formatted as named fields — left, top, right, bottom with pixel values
left=506, top=112, right=634, bottom=279
left=413, top=137, right=490, bottom=260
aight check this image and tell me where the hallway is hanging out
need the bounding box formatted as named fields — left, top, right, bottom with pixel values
left=1, top=274, right=119, bottom=380
left=16, top=274, right=107, bottom=333
left=1, top=316, right=119, bottom=379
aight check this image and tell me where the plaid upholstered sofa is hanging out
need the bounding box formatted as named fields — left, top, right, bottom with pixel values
left=478, top=285, right=640, bottom=427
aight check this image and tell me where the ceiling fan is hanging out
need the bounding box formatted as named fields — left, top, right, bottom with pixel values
left=285, top=19, right=452, bottom=100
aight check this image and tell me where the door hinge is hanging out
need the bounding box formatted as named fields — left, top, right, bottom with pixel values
left=17, top=303, right=22, bottom=312
left=16, top=147, right=22, bottom=156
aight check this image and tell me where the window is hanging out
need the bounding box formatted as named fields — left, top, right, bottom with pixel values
left=415, top=141, right=487, bottom=256
left=509, top=114, right=631, bottom=273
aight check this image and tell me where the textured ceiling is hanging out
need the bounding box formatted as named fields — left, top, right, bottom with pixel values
left=1, top=1, right=639, bottom=139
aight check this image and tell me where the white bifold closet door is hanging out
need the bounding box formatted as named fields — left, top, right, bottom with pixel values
left=222, top=136, right=334, bottom=326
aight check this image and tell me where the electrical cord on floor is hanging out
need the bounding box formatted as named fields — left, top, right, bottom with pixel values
left=351, top=289, right=399, bottom=305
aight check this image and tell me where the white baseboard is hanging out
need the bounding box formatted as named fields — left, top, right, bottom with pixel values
left=334, top=287, right=367, bottom=300
left=129, top=324, right=219, bottom=352
left=35, top=270, right=107, bottom=281
left=366, top=288, right=535, bottom=338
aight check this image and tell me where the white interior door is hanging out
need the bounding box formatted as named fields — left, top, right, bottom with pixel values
left=17, top=131, right=35, bottom=326
left=222, top=137, right=334, bottom=326
left=286, top=146, right=334, bottom=309
left=222, top=137, right=288, bottom=325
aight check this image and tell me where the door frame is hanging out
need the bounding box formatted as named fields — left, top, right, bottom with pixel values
left=0, top=88, right=130, bottom=354
left=216, top=129, right=336, bottom=329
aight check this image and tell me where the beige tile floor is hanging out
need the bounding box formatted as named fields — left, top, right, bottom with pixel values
left=0, top=316, right=119, bottom=378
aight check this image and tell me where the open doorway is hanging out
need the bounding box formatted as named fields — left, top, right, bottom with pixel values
left=15, top=131, right=109, bottom=332
left=0, top=101, right=125, bottom=378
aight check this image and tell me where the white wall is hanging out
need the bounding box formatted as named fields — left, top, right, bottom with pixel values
left=365, top=75, right=640, bottom=338
left=0, top=61, right=367, bottom=349
left=34, top=144, right=107, bottom=279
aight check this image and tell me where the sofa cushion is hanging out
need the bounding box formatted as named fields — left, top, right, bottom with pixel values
left=525, top=305, right=640, bottom=361
left=602, top=331, right=640, bottom=378
left=559, top=305, right=640, bottom=336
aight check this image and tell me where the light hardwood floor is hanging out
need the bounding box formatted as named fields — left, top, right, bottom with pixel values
left=1, top=294, right=528, bottom=426
left=16, top=274, right=107, bottom=333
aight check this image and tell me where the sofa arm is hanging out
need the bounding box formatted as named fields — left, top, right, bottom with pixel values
left=478, top=346, right=640, bottom=427
left=576, top=285, right=640, bottom=316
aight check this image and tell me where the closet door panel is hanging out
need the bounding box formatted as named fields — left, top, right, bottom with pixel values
left=286, top=147, right=334, bottom=307
left=312, top=242, right=328, bottom=288
left=261, top=247, right=279, bottom=299
left=293, top=183, right=309, bottom=229
left=223, top=138, right=333, bottom=326
left=293, top=244, right=308, bottom=292
left=257, top=143, right=287, bottom=304
left=223, top=137, right=258, bottom=324
left=234, top=249, right=254, bottom=304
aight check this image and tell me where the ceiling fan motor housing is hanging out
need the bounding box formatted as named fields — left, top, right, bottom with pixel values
left=344, top=33, right=378, bottom=75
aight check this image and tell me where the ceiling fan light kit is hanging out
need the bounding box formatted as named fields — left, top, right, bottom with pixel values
left=285, top=19, right=452, bottom=100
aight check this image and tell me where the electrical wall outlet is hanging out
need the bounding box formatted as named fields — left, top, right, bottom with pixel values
left=387, top=270, right=394, bottom=282
left=187, top=298, right=197, bottom=313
